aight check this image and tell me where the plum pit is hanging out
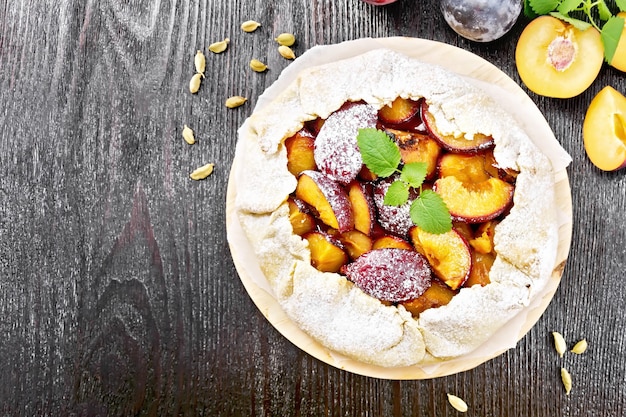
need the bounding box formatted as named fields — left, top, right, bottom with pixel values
left=547, top=37, right=577, bottom=72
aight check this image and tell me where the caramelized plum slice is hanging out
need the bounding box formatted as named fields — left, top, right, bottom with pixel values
left=334, top=229, right=373, bottom=260
left=372, top=235, right=413, bottom=250
left=386, top=128, right=441, bottom=179
left=409, top=226, right=471, bottom=290
left=452, top=221, right=473, bottom=242
left=437, top=152, right=499, bottom=183
left=287, top=197, right=316, bottom=236
left=295, top=170, right=354, bottom=233
left=434, top=176, right=514, bottom=223
left=314, top=102, right=378, bottom=185
left=347, top=181, right=375, bottom=235
left=285, top=129, right=316, bottom=176
left=342, top=248, right=432, bottom=302
left=469, top=220, right=498, bottom=254
left=465, top=251, right=494, bottom=287
left=305, top=117, right=325, bottom=136
left=378, top=97, right=422, bottom=128
left=400, top=279, right=457, bottom=317
left=304, top=231, right=348, bottom=273
left=358, top=165, right=378, bottom=181
left=421, top=101, right=494, bottom=153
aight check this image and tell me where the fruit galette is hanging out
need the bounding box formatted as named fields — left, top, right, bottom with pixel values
left=233, top=49, right=559, bottom=367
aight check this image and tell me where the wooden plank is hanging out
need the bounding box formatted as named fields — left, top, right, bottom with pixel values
left=0, top=0, right=624, bottom=415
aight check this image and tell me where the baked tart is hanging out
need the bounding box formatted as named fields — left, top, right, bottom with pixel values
left=230, top=49, right=563, bottom=369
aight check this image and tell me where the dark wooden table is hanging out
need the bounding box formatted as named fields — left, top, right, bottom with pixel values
left=1, top=1, right=625, bottom=415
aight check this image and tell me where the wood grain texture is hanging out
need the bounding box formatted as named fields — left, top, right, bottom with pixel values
left=0, top=0, right=625, bottom=416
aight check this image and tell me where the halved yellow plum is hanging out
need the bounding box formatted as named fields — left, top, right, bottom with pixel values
left=583, top=86, right=626, bottom=171
left=515, top=15, right=603, bottom=98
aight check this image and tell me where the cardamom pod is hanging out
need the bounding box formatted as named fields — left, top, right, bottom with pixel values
left=447, top=394, right=468, bottom=413
left=249, top=59, right=268, bottom=72
left=190, top=163, right=215, bottom=180
left=571, top=339, right=588, bottom=354
left=241, top=20, right=261, bottom=32
left=189, top=73, right=202, bottom=94
left=225, top=96, right=247, bottom=108
left=182, top=125, right=195, bottom=145
left=208, top=38, right=230, bottom=54
left=194, top=50, right=206, bottom=75
left=561, top=367, right=572, bottom=395
left=278, top=45, right=296, bottom=60
left=275, top=33, right=296, bottom=46
left=552, top=331, right=566, bottom=357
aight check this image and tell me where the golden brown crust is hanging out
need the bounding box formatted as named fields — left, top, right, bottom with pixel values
left=233, top=49, right=558, bottom=367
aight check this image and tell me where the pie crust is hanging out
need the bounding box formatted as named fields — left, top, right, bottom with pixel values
left=231, top=48, right=563, bottom=369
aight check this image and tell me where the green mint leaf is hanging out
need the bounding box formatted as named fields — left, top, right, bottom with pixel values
left=409, top=190, right=452, bottom=235
left=550, top=12, right=592, bottom=30
left=529, top=0, right=559, bottom=15
left=557, top=0, right=582, bottom=15
left=601, top=16, right=624, bottom=64
left=356, top=128, right=401, bottom=178
left=524, top=0, right=539, bottom=18
left=384, top=181, right=409, bottom=206
left=400, top=162, right=428, bottom=189
left=598, top=0, right=613, bottom=21
left=617, top=0, right=626, bottom=12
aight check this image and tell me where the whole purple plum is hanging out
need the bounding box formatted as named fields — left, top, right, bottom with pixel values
left=440, top=0, right=522, bottom=42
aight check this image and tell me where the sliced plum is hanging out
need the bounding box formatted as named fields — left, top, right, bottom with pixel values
left=342, top=248, right=432, bottom=302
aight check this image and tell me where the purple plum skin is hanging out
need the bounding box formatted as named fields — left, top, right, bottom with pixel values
left=441, top=0, right=522, bottom=42
left=361, top=0, right=399, bottom=5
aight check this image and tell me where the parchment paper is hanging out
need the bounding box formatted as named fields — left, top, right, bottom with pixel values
left=226, top=37, right=573, bottom=379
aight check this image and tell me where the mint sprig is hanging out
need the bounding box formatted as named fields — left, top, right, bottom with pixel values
left=410, top=190, right=452, bottom=234
left=356, top=128, right=452, bottom=235
left=525, top=0, right=625, bottom=64
left=602, top=15, right=626, bottom=64
left=383, top=180, right=409, bottom=206
left=356, top=127, right=400, bottom=177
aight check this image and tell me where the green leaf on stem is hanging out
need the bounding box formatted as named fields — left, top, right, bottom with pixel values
left=601, top=16, right=625, bottom=64
left=400, top=162, right=428, bottom=189
left=356, top=128, right=401, bottom=178
left=384, top=181, right=409, bottom=207
left=598, top=0, right=613, bottom=21
left=410, top=190, right=452, bottom=235
left=550, top=12, right=592, bottom=30
left=557, top=0, right=582, bottom=15
left=529, top=0, right=560, bottom=15
left=356, top=128, right=451, bottom=234
left=524, top=0, right=539, bottom=18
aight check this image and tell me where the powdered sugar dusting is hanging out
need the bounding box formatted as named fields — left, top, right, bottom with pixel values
left=343, top=248, right=432, bottom=302
left=314, top=103, right=378, bottom=185
left=282, top=260, right=426, bottom=367
left=419, top=279, right=529, bottom=357
left=373, top=176, right=415, bottom=237
left=233, top=48, right=564, bottom=368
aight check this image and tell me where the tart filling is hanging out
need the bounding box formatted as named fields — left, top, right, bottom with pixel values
left=234, top=49, right=559, bottom=367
